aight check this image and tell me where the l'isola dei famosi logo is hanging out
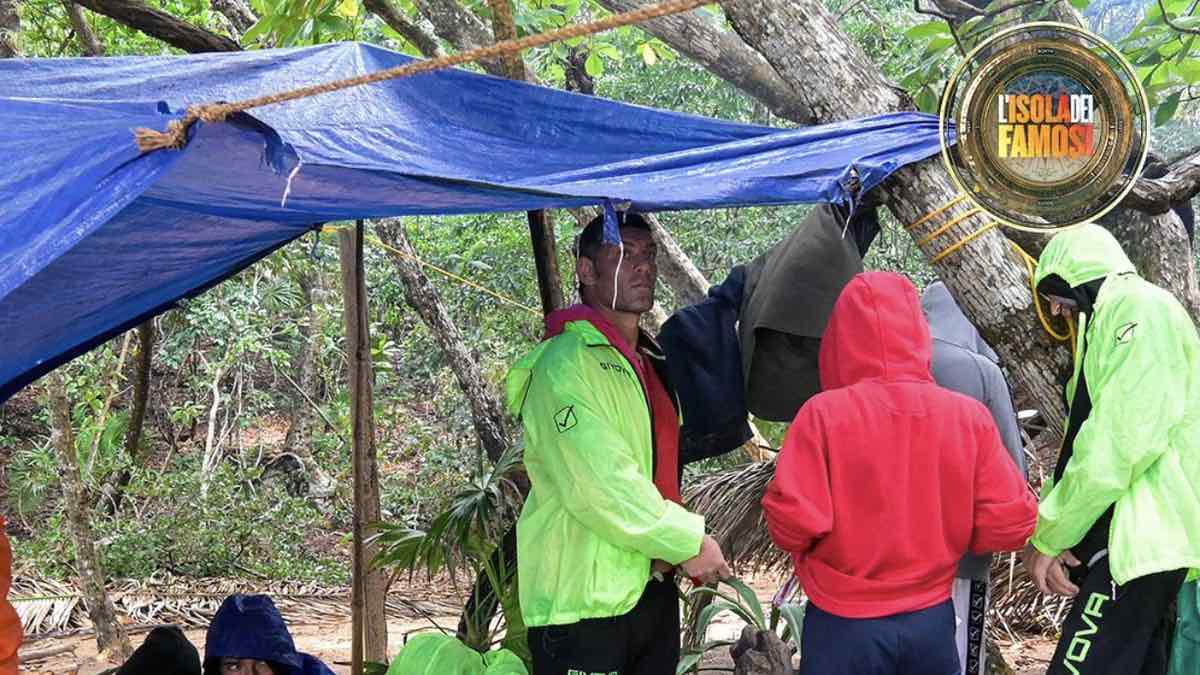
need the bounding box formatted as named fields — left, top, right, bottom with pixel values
left=939, top=22, right=1149, bottom=232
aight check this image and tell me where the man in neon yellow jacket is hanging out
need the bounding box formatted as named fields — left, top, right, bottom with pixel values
left=507, top=213, right=730, bottom=675
left=1022, top=223, right=1200, bottom=675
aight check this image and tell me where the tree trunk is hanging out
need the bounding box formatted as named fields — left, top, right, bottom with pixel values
left=722, top=0, right=1072, bottom=442
left=485, top=0, right=526, bottom=81
left=74, top=0, right=240, bottom=52
left=282, top=268, right=336, bottom=500
left=337, top=224, right=388, bottom=669
left=375, top=220, right=511, bottom=463
left=0, top=0, right=17, bottom=58
left=409, top=0, right=508, bottom=76
left=362, top=0, right=445, bottom=58
left=646, top=214, right=709, bottom=307
left=46, top=371, right=131, bottom=660
left=527, top=210, right=565, bottom=315
left=595, top=0, right=812, bottom=124
left=65, top=1, right=105, bottom=55
left=210, top=0, right=257, bottom=36
left=97, top=320, right=154, bottom=514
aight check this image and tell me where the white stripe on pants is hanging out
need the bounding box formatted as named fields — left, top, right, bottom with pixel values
left=952, top=577, right=990, bottom=675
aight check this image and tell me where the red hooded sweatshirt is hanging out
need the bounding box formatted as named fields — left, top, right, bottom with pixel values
left=762, top=272, right=1036, bottom=619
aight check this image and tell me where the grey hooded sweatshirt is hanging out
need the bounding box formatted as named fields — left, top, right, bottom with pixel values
left=921, top=281, right=1027, bottom=580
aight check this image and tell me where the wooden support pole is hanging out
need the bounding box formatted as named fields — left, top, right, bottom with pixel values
left=338, top=221, right=388, bottom=673
left=527, top=210, right=565, bottom=315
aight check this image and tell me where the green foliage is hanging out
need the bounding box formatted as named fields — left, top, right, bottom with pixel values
left=677, top=578, right=805, bottom=674
left=244, top=0, right=364, bottom=46
left=15, top=462, right=341, bottom=582
left=374, top=443, right=526, bottom=659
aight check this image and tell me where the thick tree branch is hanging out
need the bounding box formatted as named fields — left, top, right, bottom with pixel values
left=0, top=0, right=18, bottom=57
left=65, top=1, right=105, bottom=55
left=211, top=0, right=257, bottom=36
left=363, top=0, right=446, bottom=58
left=74, top=0, right=241, bottom=52
left=1124, top=147, right=1200, bottom=212
left=409, top=0, right=508, bottom=76
left=596, top=0, right=815, bottom=124
left=723, top=0, right=903, bottom=121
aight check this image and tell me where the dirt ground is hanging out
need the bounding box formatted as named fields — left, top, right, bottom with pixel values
left=18, top=575, right=1060, bottom=674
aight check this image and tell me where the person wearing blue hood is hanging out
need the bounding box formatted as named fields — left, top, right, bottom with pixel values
left=921, top=281, right=1028, bottom=675
left=204, top=594, right=336, bottom=675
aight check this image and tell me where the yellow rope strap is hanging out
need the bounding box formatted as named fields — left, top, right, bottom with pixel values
left=930, top=221, right=997, bottom=264
left=905, top=197, right=1076, bottom=348
left=904, top=194, right=968, bottom=232
left=322, top=225, right=542, bottom=316
left=135, top=0, right=716, bottom=152
left=917, top=207, right=982, bottom=247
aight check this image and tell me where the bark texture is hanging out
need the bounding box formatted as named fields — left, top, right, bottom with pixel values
left=47, top=372, right=131, bottom=658
left=337, top=227, right=389, bottom=666
left=65, top=1, right=105, bottom=55
left=647, top=214, right=709, bottom=308
left=0, top=0, right=18, bottom=57
left=363, top=0, right=445, bottom=58
left=74, top=0, right=240, bottom=52
left=409, top=0, right=508, bottom=75
left=210, top=0, right=256, bottom=35
left=596, top=0, right=811, bottom=123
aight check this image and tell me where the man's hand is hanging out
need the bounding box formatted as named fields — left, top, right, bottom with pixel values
left=1022, top=544, right=1080, bottom=597
left=680, top=535, right=732, bottom=586
left=651, top=559, right=674, bottom=581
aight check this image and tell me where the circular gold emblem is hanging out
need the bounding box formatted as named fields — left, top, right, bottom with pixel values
left=939, top=22, right=1149, bottom=231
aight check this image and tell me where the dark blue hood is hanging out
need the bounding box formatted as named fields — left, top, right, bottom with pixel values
left=300, top=653, right=338, bottom=675
left=204, top=595, right=302, bottom=674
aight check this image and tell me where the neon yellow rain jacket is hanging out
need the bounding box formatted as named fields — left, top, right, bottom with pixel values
left=387, top=633, right=527, bottom=675
left=506, top=311, right=705, bottom=628
left=1031, top=224, right=1200, bottom=585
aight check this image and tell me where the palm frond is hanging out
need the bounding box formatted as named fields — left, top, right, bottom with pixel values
left=10, top=574, right=461, bottom=638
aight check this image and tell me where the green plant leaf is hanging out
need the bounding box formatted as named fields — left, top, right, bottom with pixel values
left=676, top=652, right=703, bottom=674
left=640, top=42, right=658, bottom=66
left=584, top=51, right=604, bottom=77
left=1069, top=0, right=1089, bottom=10
left=723, top=578, right=767, bottom=630
left=924, top=35, right=955, bottom=55
left=904, top=21, right=949, bottom=42
left=777, top=603, right=807, bottom=656
left=1155, top=90, right=1182, bottom=126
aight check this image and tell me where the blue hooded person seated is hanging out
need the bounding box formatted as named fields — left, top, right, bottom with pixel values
left=204, top=595, right=336, bottom=675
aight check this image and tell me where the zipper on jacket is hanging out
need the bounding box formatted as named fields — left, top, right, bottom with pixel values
left=590, top=344, right=657, bottom=478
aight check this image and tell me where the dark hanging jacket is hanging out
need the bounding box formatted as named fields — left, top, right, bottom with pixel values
left=740, top=204, right=872, bottom=421
left=203, top=595, right=336, bottom=675
left=658, top=265, right=753, bottom=461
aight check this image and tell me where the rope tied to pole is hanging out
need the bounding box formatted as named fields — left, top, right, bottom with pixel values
left=134, top=0, right=716, bottom=153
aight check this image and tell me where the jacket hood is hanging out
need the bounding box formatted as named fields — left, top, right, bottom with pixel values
left=1035, top=223, right=1136, bottom=290
left=921, top=281, right=999, bottom=362
left=118, top=626, right=201, bottom=675
left=299, top=653, right=337, bottom=675
left=819, top=271, right=933, bottom=390
left=507, top=304, right=644, bottom=417
left=204, top=595, right=302, bottom=674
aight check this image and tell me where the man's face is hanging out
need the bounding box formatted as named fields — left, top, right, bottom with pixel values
left=1045, top=294, right=1078, bottom=321
left=220, top=659, right=275, bottom=675
left=577, top=227, right=658, bottom=314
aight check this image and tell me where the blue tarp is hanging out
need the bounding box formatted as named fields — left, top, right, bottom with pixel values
left=0, top=42, right=944, bottom=402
